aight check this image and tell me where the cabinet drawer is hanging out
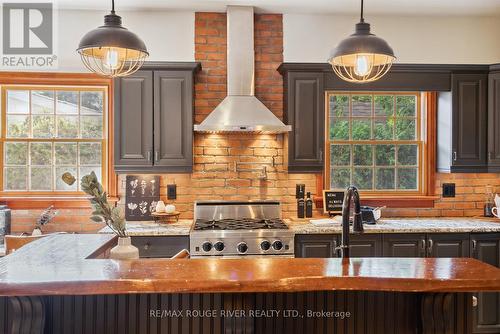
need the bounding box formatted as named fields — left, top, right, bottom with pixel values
left=131, top=236, right=189, bottom=258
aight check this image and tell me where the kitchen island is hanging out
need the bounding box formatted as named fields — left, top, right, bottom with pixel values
left=0, top=234, right=499, bottom=333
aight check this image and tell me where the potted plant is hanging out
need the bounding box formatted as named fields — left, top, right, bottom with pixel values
left=80, top=172, right=139, bottom=259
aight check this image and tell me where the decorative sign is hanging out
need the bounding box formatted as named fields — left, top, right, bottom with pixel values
left=125, top=175, right=160, bottom=221
left=323, top=190, right=344, bottom=215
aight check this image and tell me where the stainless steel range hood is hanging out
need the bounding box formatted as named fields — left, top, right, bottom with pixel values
left=194, top=6, right=291, bottom=133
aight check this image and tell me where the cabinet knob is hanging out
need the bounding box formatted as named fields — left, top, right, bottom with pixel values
left=144, top=243, right=151, bottom=250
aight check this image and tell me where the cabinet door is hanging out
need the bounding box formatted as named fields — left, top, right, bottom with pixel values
left=285, top=72, right=324, bottom=172
left=153, top=71, right=193, bottom=172
left=114, top=71, right=154, bottom=170
left=349, top=234, right=382, bottom=257
left=132, top=236, right=189, bottom=258
left=488, top=72, right=500, bottom=169
left=382, top=234, right=426, bottom=257
left=451, top=73, right=488, bottom=170
left=294, top=234, right=338, bottom=258
left=427, top=233, right=470, bottom=258
left=471, top=234, right=500, bottom=333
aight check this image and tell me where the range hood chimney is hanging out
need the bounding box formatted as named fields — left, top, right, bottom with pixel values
left=194, top=6, right=291, bottom=133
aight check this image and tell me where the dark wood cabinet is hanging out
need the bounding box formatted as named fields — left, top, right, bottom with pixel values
left=488, top=72, right=500, bottom=169
left=294, top=234, right=338, bottom=258
left=382, top=234, right=427, bottom=257
left=471, top=233, right=500, bottom=333
left=283, top=71, right=324, bottom=173
left=349, top=234, right=382, bottom=257
left=131, top=236, right=189, bottom=258
left=427, top=233, right=470, bottom=258
left=451, top=73, right=488, bottom=171
left=114, top=62, right=200, bottom=173
left=114, top=71, right=154, bottom=168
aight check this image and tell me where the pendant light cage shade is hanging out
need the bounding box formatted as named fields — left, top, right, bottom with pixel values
left=77, top=9, right=149, bottom=78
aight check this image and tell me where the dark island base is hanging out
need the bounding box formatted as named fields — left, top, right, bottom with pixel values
left=0, top=291, right=471, bottom=334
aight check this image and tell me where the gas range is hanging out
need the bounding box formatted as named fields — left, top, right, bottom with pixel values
left=190, top=201, right=294, bottom=258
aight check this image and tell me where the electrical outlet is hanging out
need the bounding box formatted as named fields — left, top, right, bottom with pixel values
left=167, top=184, right=177, bottom=200
left=442, top=183, right=455, bottom=198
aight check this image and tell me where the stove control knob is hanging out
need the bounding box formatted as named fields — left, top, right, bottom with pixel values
left=237, top=242, right=248, bottom=254
left=202, top=242, right=212, bottom=252
left=272, top=240, right=283, bottom=251
left=214, top=241, right=225, bottom=252
left=261, top=240, right=271, bottom=251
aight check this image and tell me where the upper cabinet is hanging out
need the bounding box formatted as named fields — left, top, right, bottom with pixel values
left=488, top=71, right=500, bottom=170
left=114, top=62, right=201, bottom=173
left=282, top=71, right=324, bottom=173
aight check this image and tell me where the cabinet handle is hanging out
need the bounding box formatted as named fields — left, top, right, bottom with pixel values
left=472, top=295, right=478, bottom=307
left=420, top=239, right=426, bottom=252
left=489, top=151, right=493, bottom=161
left=453, top=151, right=457, bottom=161
left=144, top=243, right=151, bottom=250
left=428, top=239, right=433, bottom=254
left=332, top=240, right=338, bottom=257
left=147, top=151, right=152, bottom=162
left=154, top=151, right=159, bottom=162
left=319, top=149, right=323, bottom=162
left=472, top=240, right=477, bottom=254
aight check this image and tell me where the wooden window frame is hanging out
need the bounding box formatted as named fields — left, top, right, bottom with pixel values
left=0, top=72, right=117, bottom=209
left=318, top=91, right=438, bottom=208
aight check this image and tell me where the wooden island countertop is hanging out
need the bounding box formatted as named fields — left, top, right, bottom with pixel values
left=1, top=234, right=500, bottom=296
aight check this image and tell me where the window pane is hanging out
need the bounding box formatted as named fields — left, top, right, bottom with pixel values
left=330, top=95, right=349, bottom=117
left=55, top=167, right=77, bottom=191
left=55, top=143, right=77, bottom=165
left=331, top=144, right=350, bottom=166
left=353, top=145, right=372, bottom=166
left=32, top=91, right=54, bottom=114
left=30, top=142, right=52, bottom=165
left=352, top=119, right=371, bottom=140
left=7, top=115, right=29, bottom=138
left=376, top=168, right=395, bottom=190
left=56, top=91, right=79, bottom=114
left=4, top=167, right=27, bottom=190
left=331, top=118, right=349, bottom=140
left=81, top=91, right=104, bottom=114
left=331, top=168, right=350, bottom=189
left=32, top=115, right=54, bottom=138
left=373, top=118, right=393, bottom=140
left=375, top=145, right=395, bottom=166
left=352, top=95, right=372, bottom=116
left=396, top=95, right=416, bottom=117
left=79, top=167, right=101, bottom=190
left=397, top=168, right=418, bottom=190
left=56, top=115, right=78, bottom=138
left=30, top=167, right=52, bottom=190
left=80, top=143, right=102, bottom=165
left=374, top=95, right=394, bottom=116
left=395, top=119, right=416, bottom=140
left=7, top=90, right=29, bottom=114
left=80, top=116, right=103, bottom=138
left=5, top=142, right=27, bottom=165
left=398, top=144, right=418, bottom=166
left=353, top=168, right=372, bottom=189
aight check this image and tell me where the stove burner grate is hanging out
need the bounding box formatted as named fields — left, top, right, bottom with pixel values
left=194, top=218, right=288, bottom=231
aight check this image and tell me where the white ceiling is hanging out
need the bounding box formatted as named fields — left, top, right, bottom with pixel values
left=57, top=0, right=500, bottom=16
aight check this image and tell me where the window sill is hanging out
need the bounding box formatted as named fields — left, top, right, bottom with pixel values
left=314, top=195, right=439, bottom=209
left=0, top=196, right=120, bottom=209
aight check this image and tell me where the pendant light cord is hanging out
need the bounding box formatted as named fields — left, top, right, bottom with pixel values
left=360, top=0, right=364, bottom=22
left=111, top=0, right=115, bottom=14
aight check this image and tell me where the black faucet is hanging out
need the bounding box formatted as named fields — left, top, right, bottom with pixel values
left=337, top=186, right=363, bottom=258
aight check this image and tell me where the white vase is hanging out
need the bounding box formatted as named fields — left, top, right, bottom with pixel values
left=31, top=227, right=42, bottom=236
left=109, top=236, right=139, bottom=260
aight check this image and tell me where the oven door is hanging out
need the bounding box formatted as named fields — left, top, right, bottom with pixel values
left=190, top=254, right=295, bottom=259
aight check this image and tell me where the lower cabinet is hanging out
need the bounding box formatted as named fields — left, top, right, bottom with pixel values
left=131, top=236, right=189, bottom=258
left=382, top=233, right=426, bottom=257
left=427, top=233, right=470, bottom=258
left=349, top=234, right=382, bottom=257
left=294, top=235, right=338, bottom=258
left=471, top=233, right=500, bottom=333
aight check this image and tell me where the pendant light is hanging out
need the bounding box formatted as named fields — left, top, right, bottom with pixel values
left=328, top=0, right=395, bottom=83
left=77, top=0, right=149, bottom=77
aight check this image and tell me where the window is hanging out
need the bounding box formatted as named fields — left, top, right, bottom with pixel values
left=326, top=92, right=425, bottom=194
left=1, top=86, right=107, bottom=193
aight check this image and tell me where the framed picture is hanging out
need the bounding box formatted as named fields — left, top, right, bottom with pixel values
left=125, top=175, right=160, bottom=221
left=323, top=190, right=344, bottom=215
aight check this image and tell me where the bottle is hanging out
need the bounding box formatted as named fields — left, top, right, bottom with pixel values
left=484, top=185, right=494, bottom=217
left=305, top=192, right=313, bottom=218
left=297, top=196, right=305, bottom=219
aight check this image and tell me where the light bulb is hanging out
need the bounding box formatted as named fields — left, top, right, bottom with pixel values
left=104, top=48, right=120, bottom=70
left=354, top=55, right=371, bottom=76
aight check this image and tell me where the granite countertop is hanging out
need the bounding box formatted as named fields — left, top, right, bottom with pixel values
left=99, top=220, right=193, bottom=236
left=287, top=217, right=500, bottom=234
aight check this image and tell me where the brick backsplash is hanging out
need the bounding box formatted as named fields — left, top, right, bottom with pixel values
left=9, top=12, right=497, bottom=234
